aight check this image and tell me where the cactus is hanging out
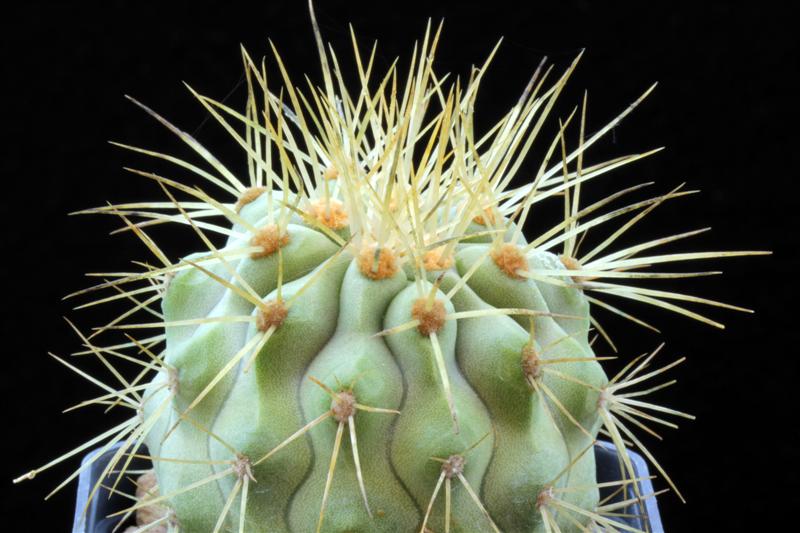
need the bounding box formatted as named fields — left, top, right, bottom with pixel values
left=16, top=5, right=768, bottom=533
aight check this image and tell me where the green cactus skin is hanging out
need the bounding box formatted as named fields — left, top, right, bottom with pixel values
left=15, top=6, right=770, bottom=533
left=137, top=194, right=606, bottom=533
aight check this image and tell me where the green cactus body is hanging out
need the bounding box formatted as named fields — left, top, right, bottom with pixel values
left=17, top=8, right=769, bottom=533
left=137, top=194, right=607, bottom=532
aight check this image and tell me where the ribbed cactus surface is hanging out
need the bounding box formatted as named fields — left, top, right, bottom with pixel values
left=141, top=192, right=606, bottom=532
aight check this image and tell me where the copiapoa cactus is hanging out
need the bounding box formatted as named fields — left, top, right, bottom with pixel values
left=16, top=4, right=767, bottom=532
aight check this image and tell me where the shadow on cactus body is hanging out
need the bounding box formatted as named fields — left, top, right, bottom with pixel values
left=14, top=2, right=769, bottom=532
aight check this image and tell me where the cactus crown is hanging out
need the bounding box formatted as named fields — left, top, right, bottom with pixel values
left=16, top=4, right=768, bottom=532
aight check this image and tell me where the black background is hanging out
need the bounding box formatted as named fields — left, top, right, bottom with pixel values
left=2, top=1, right=797, bottom=531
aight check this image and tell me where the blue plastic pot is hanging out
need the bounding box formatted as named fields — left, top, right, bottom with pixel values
left=72, top=441, right=663, bottom=532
